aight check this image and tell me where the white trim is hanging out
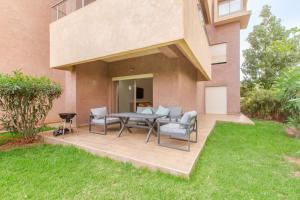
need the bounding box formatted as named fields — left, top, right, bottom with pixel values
left=112, top=73, right=154, bottom=81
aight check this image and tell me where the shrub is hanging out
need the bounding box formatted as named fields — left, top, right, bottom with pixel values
left=242, top=67, right=300, bottom=130
left=241, top=87, right=282, bottom=120
left=274, top=67, right=300, bottom=131
left=0, top=71, right=61, bottom=139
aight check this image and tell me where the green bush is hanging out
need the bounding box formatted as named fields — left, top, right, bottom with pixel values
left=242, top=67, right=300, bottom=131
left=241, top=87, right=282, bottom=120
left=274, top=67, right=300, bottom=131
left=0, top=71, right=61, bottom=139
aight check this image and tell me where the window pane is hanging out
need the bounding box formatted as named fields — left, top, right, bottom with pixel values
left=218, top=1, right=230, bottom=16
left=230, top=0, right=242, bottom=13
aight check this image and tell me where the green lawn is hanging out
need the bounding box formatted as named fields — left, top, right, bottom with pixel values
left=0, top=120, right=299, bottom=200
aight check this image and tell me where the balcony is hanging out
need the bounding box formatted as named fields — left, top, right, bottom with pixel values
left=51, top=0, right=96, bottom=21
left=214, top=0, right=251, bottom=29
left=50, top=0, right=212, bottom=80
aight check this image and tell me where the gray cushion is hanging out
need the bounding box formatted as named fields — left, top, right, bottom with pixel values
left=180, top=111, right=197, bottom=128
left=91, top=117, right=120, bottom=125
left=158, top=118, right=177, bottom=124
left=91, top=107, right=107, bottom=119
left=155, top=106, right=170, bottom=116
left=141, top=108, right=153, bottom=114
left=136, top=107, right=153, bottom=114
left=188, top=111, right=197, bottom=118
left=168, top=106, right=182, bottom=118
left=180, top=112, right=191, bottom=124
left=160, top=123, right=187, bottom=135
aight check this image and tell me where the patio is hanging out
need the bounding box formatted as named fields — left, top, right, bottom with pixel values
left=40, top=114, right=253, bottom=177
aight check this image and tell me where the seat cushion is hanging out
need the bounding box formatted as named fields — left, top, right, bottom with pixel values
left=158, top=118, right=177, bottom=125
left=91, top=107, right=107, bottom=119
left=155, top=106, right=170, bottom=116
left=91, top=117, right=120, bottom=125
left=159, top=123, right=187, bottom=135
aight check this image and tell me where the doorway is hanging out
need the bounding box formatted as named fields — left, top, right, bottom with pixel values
left=116, top=77, right=153, bottom=113
left=205, top=86, right=228, bottom=114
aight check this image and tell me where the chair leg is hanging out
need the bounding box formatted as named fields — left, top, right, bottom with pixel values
left=158, top=125, right=160, bottom=145
left=90, top=124, right=108, bottom=135
left=187, top=133, right=191, bottom=152
left=104, top=124, right=107, bottom=135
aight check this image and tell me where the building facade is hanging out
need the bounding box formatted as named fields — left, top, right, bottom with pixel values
left=0, top=0, right=251, bottom=126
left=0, top=0, right=66, bottom=123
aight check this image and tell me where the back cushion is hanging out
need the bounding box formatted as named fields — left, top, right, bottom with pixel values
left=169, top=107, right=182, bottom=117
left=155, top=106, right=170, bottom=116
left=180, top=112, right=191, bottom=128
left=137, top=107, right=153, bottom=114
left=141, top=108, right=153, bottom=114
left=91, top=107, right=107, bottom=119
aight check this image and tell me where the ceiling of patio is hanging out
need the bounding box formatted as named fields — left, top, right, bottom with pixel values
left=101, top=45, right=179, bottom=63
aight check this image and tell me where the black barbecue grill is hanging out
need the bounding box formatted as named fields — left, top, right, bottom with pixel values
left=53, top=113, right=77, bottom=136
left=59, top=113, right=76, bottom=123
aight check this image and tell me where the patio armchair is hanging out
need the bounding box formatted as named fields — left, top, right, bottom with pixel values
left=157, top=111, right=197, bottom=152
left=89, top=107, right=121, bottom=135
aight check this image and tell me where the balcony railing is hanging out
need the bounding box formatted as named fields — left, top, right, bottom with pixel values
left=51, top=0, right=96, bottom=21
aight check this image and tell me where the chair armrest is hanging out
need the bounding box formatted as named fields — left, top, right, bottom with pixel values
left=157, top=120, right=191, bottom=127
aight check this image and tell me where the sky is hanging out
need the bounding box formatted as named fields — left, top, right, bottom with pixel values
left=240, top=0, right=300, bottom=79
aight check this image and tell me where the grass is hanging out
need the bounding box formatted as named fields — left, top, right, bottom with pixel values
left=0, top=126, right=55, bottom=146
left=0, top=132, right=22, bottom=146
left=0, top=120, right=299, bottom=200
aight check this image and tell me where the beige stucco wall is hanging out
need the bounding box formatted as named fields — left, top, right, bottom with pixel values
left=180, top=0, right=212, bottom=80
left=0, top=0, right=66, bottom=123
left=50, top=0, right=211, bottom=81
left=50, top=0, right=184, bottom=68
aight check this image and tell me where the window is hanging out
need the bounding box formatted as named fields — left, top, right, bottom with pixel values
left=210, top=43, right=227, bottom=64
left=218, top=0, right=242, bottom=17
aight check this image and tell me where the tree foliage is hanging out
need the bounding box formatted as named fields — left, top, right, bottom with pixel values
left=274, top=67, right=300, bottom=130
left=242, top=5, right=300, bottom=90
left=0, top=71, right=62, bottom=139
left=242, top=67, right=300, bottom=131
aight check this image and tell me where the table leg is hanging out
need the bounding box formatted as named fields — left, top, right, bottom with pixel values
left=117, top=117, right=126, bottom=137
left=124, top=118, right=132, bottom=133
left=145, top=119, right=156, bottom=143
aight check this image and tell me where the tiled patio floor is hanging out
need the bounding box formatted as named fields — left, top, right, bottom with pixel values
left=40, top=114, right=253, bottom=177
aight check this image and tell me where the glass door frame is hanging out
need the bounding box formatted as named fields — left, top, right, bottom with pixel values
left=112, top=73, right=154, bottom=113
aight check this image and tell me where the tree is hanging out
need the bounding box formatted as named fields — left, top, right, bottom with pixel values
left=242, top=5, right=300, bottom=91
left=0, top=71, right=62, bottom=139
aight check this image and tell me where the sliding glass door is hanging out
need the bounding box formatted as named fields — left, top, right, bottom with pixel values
left=117, top=77, right=153, bottom=113
left=118, top=79, right=136, bottom=113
